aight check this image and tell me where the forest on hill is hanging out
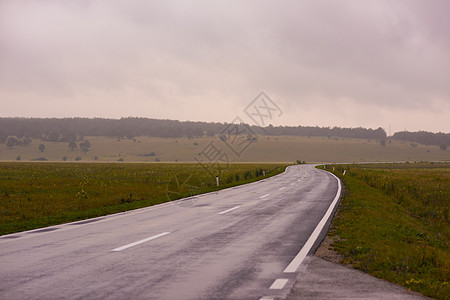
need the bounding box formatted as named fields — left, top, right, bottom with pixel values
left=0, top=117, right=448, bottom=148
left=391, top=131, right=450, bottom=148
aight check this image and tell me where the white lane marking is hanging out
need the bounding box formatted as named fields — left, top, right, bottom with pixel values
left=112, top=232, right=170, bottom=252
left=297, top=179, right=301, bottom=182
left=260, top=297, right=274, bottom=300
left=290, top=183, right=296, bottom=185
left=218, top=205, right=241, bottom=215
left=284, top=171, right=342, bottom=273
left=269, top=278, right=289, bottom=289
left=279, top=187, right=286, bottom=190
left=259, top=193, right=270, bottom=199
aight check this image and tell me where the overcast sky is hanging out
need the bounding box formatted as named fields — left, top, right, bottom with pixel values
left=1, top=0, right=449, bottom=133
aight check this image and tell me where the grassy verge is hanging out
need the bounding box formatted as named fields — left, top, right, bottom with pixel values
left=0, top=162, right=287, bottom=235
left=321, top=162, right=449, bottom=299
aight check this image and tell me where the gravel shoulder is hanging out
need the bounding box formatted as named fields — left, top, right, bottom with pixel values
left=286, top=236, right=430, bottom=299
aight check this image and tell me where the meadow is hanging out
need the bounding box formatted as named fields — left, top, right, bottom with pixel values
left=1, top=135, right=449, bottom=163
left=0, top=162, right=286, bottom=235
left=324, top=162, right=449, bottom=299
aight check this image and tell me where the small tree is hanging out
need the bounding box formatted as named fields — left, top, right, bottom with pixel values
left=16, top=155, right=21, bottom=161
left=62, top=156, right=68, bottom=161
left=68, top=141, right=77, bottom=151
left=6, top=137, right=19, bottom=149
left=79, top=140, right=91, bottom=152
left=38, top=144, right=46, bottom=152
left=440, top=144, right=447, bottom=151
left=21, top=137, right=32, bottom=146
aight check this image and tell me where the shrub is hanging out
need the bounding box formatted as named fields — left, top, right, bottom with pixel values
left=140, top=152, right=156, bottom=157
left=33, top=157, right=47, bottom=161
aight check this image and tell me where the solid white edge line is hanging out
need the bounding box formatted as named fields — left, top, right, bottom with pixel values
left=269, top=278, right=289, bottom=289
left=218, top=205, right=241, bottom=215
left=259, top=193, right=270, bottom=199
left=283, top=171, right=342, bottom=273
left=112, top=232, right=170, bottom=252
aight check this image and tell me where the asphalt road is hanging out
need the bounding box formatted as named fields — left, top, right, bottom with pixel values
left=0, top=165, right=340, bottom=300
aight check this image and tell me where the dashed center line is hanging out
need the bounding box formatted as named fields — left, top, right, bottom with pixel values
left=290, top=182, right=296, bottom=185
left=112, top=232, right=170, bottom=252
left=218, top=205, right=241, bottom=215
left=269, top=278, right=289, bottom=289
left=284, top=171, right=342, bottom=273
left=279, top=187, right=286, bottom=190
left=259, top=193, right=270, bottom=199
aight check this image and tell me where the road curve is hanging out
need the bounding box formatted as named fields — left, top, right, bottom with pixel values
left=0, top=165, right=340, bottom=300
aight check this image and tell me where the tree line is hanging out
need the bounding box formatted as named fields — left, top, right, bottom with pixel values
left=391, top=131, right=450, bottom=148
left=0, top=117, right=446, bottom=146
left=0, top=118, right=218, bottom=142
left=261, top=124, right=387, bottom=140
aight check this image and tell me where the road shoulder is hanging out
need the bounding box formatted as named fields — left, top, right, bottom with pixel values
left=286, top=236, right=429, bottom=299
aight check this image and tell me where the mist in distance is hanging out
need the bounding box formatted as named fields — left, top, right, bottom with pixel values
left=1, top=0, right=449, bottom=134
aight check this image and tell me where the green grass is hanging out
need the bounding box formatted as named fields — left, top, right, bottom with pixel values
left=0, top=162, right=286, bottom=235
left=1, top=135, right=449, bottom=163
left=323, top=162, right=449, bottom=299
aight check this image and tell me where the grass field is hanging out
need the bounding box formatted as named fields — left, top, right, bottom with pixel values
left=1, top=135, right=449, bottom=163
left=323, top=162, right=449, bottom=299
left=0, top=162, right=286, bottom=235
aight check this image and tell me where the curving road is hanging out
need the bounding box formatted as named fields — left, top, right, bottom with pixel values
left=0, top=165, right=340, bottom=300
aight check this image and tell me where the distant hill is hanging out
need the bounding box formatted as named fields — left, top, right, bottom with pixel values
left=392, top=131, right=450, bottom=148
left=0, top=117, right=388, bottom=143
left=0, top=117, right=448, bottom=147
left=1, top=118, right=449, bottom=162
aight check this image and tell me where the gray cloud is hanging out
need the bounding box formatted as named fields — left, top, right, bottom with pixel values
left=1, top=0, right=449, bottom=133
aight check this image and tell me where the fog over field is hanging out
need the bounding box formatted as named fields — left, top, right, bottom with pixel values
left=1, top=0, right=449, bottom=133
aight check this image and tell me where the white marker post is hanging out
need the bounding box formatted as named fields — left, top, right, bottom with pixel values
left=216, top=175, right=219, bottom=187
left=333, top=167, right=335, bottom=171
left=263, top=170, right=266, bottom=176
left=343, top=170, right=346, bottom=176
